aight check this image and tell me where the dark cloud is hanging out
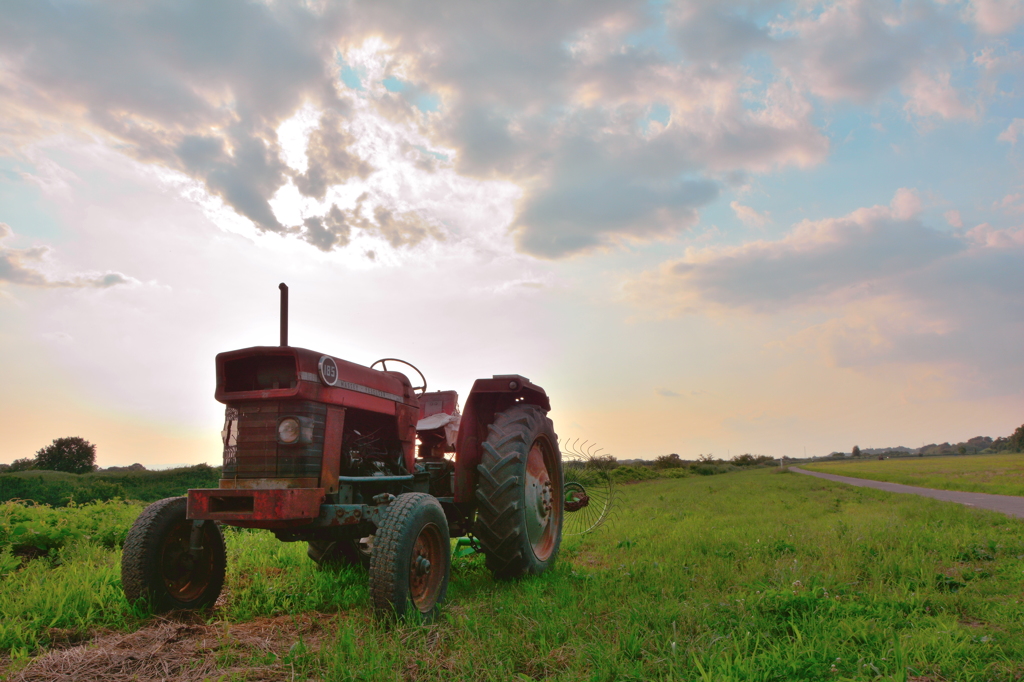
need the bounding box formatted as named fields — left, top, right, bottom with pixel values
left=296, top=197, right=438, bottom=251
left=299, top=205, right=351, bottom=252
left=0, top=223, right=133, bottom=288
left=294, top=110, right=374, bottom=200
left=371, top=205, right=442, bottom=248
left=516, top=163, right=716, bottom=256
left=0, top=0, right=347, bottom=234
left=175, top=128, right=291, bottom=231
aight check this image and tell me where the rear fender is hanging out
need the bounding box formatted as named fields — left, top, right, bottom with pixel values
left=453, top=375, right=551, bottom=504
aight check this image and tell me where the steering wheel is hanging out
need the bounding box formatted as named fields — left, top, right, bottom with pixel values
left=370, top=358, right=427, bottom=394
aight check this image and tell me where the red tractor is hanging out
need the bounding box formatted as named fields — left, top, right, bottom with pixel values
left=121, top=284, right=563, bottom=620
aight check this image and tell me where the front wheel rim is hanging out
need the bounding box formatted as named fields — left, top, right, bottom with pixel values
left=409, top=522, right=445, bottom=612
left=524, top=437, right=560, bottom=561
left=159, top=521, right=216, bottom=603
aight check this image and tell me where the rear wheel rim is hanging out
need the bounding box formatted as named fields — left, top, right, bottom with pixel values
left=159, top=521, right=216, bottom=603
left=525, top=437, right=559, bottom=561
left=409, top=522, right=444, bottom=612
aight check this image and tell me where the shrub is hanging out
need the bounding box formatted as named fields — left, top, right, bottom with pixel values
left=731, top=454, right=776, bottom=467
left=609, top=466, right=660, bottom=483
left=590, top=455, right=619, bottom=470
left=691, top=462, right=737, bottom=476
left=654, top=453, right=685, bottom=469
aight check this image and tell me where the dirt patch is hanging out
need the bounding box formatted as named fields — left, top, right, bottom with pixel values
left=9, top=612, right=326, bottom=682
left=570, top=551, right=612, bottom=570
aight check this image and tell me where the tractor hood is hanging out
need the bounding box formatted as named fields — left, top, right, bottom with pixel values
left=215, top=346, right=418, bottom=412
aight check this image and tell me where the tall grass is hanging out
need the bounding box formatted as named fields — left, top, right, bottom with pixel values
left=2, top=470, right=1023, bottom=680
left=803, top=453, right=1024, bottom=496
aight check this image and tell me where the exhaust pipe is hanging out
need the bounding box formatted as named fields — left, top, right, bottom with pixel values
left=279, top=282, right=288, bottom=347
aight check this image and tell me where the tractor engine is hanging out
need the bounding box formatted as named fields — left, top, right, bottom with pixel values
left=208, top=345, right=419, bottom=518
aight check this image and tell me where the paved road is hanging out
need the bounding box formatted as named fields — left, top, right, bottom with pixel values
left=791, top=467, right=1024, bottom=519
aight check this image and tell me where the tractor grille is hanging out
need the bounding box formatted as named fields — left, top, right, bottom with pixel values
left=222, top=400, right=327, bottom=478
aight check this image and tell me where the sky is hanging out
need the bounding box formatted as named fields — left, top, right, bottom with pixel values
left=1, top=0, right=1022, bottom=468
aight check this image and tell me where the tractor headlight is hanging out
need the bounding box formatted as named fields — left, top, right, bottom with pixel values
left=278, top=417, right=301, bottom=444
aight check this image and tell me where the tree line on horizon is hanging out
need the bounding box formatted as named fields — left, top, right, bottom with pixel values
left=843, top=422, right=1024, bottom=460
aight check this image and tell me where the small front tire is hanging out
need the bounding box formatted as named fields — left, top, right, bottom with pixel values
left=121, top=497, right=226, bottom=612
left=369, top=493, right=450, bottom=621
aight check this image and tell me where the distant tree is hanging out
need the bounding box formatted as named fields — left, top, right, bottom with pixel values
left=851, top=445, right=861, bottom=458
left=6, top=457, right=37, bottom=472
left=654, top=453, right=685, bottom=469
left=957, top=445, right=967, bottom=455
left=1010, top=424, right=1024, bottom=453
left=591, top=454, right=618, bottom=470
left=34, top=437, right=97, bottom=474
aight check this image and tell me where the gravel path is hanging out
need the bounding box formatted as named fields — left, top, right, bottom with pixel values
left=790, top=467, right=1024, bottom=519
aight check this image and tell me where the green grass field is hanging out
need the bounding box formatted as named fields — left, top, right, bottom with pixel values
left=3, top=469, right=1024, bottom=680
left=802, top=453, right=1024, bottom=497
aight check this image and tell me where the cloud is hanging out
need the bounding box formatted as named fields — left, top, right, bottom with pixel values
left=0, top=223, right=134, bottom=288
left=0, top=0, right=991, bottom=261
left=293, top=110, right=374, bottom=200
left=967, top=0, right=1024, bottom=35
left=656, top=388, right=682, bottom=398
left=773, top=0, right=956, bottom=104
left=890, top=187, right=922, bottom=220
left=624, top=190, right=1024, bottom=390
left=0, top=0, right=346, bottom=234
left=343, top=2, right=829, bottom=257
left=998, top=118, right=1024, bottom=145
left=669, top=4, right=773, bottom=66
left=731, top=201, right=769, bottom=228
left=994, top=192, right=1024, bottom=214
left=627, top=189, right=959, bottom=314
left=299, top=205, right=351, bottom=252
left=902, top=69, right=977, bottom=120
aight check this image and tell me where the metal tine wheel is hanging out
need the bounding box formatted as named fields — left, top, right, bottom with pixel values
left=560, top=438, right=616, bottom=536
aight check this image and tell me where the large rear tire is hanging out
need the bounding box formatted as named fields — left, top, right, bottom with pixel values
left=475, top=404, right=562, bottom=580
left=121, top=497, right=226, bottom=612
left=369, top=493, right=450, bottom=621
